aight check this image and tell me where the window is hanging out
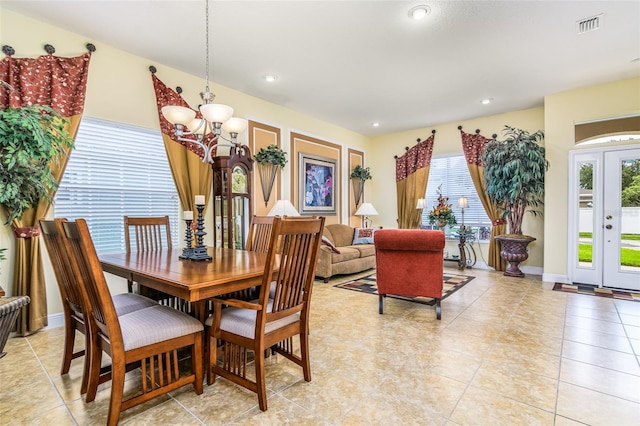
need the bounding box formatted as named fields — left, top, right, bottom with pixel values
left=421, top=155, right=491, bottom=241
left=55, top=117, right=180, bottom=254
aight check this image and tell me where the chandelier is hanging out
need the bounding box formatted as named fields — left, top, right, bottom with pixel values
left=161, top=0, right=247, bottom=163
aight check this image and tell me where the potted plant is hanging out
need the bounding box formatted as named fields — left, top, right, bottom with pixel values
left=253, top=144, right=287, bottom=207
left=482, top=125, right=549, bottom=277
left=0, top=105, right=74, bottom=226
left=427, top=186, right=457, bottom=230
left=350, top=165, right=372, bottom=207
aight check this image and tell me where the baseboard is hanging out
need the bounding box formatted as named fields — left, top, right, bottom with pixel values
left=542, top=272, right=570, bottom=284
left=45, top=312, right=64, bottom=330
left=520, top=265, right=544, bottom=276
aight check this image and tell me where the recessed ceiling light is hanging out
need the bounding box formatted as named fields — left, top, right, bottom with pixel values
left=481, top=98, right=493, bottom=105
left=408, top=5, right=430, bottom=20
left=264, top=75, right=278, bottom=83
left=372, top=122, right=380, bottom=127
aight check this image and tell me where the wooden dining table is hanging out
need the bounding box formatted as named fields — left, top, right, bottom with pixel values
left=100, top=247, right=272, bottom=322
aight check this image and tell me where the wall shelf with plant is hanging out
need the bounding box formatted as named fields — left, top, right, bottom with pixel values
left=350, top=165, right=372, bottom=208
left=253, top=144, right=287, bottom=207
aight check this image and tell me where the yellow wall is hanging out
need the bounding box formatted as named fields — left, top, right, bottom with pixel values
left=543, top=77, right=640, bottom=278
left=368, top=107, right=546, bottom=270
left=0, top=9, right=369, bottom=316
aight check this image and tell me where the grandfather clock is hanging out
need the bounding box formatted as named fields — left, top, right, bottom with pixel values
left=211, top=145, right=253, bottom=249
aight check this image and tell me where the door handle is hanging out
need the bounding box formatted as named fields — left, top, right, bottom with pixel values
left=605, top=224, right=612, bottom=229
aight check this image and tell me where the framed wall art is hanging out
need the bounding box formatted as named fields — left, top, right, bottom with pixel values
left=299, top=153, right=336, bottom=215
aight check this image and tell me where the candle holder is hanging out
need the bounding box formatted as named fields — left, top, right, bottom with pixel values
left=179, top=219, right=195, bottom=260
left=190, top=203, right=212, bottom=261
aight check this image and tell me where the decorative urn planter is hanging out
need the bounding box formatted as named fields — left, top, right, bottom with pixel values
left=495, top=234, right=536, bottom=278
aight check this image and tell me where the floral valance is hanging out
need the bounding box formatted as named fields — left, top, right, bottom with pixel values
left=1, top=51, right=92, bottom=116
left=395, top=133, right=435, bottom=181
left=460, top=128, right=495, bottom=166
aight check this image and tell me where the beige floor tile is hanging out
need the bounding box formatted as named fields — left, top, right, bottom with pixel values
left=565, top=314, right=627, bottom=337
left=450, top=385, right=555, bottom=425
left=556, top=381, right=640, bottom=425
left=471, top=362, right=558, bottom=411
left=4, top=268, right=639, bottom=425
left=566, top=304, right=621, bottom=323
left=560, top=358, right=640, bottom=403
left=563, top=325, right=634, bottom=353
left=562, top=340, right=640, bottom=376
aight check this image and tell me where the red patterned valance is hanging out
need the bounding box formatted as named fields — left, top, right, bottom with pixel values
left=460, top=129, right=494, bottom=166
left=151, top=73, right=208, bottom=159
left=1, top=52, right=92, bottom=116
left=395, top=134, right=435, bottom=181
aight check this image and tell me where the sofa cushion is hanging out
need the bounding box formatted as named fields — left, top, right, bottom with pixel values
left=351, top=244, right=375, bottom=257
left=325, top=224, right=356, bottom=247
left=329, top=246, right=361, bottom=263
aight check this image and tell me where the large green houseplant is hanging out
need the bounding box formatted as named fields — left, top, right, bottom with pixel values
left=482, top=125, right=549, bottom=277
left=0, top=105, right=74, bottom=225
left=253, top=144, right=287, bottom=207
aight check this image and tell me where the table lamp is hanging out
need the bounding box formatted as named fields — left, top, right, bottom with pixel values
left=268, top=200, right=300, bottom=216
left=458, top=196, right=469, bottom=229
left=355, top=202, right=378, bottom=228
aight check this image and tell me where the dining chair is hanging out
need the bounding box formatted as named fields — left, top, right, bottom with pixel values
left=123, top=215, right=172, bottom=293
left=205, top=215, right=325, bottom=411
left=245, top=215, right=274, bottom=253
left=61, top=219, right=203, bottom=426
left=39, top=219, right=157, bottom=394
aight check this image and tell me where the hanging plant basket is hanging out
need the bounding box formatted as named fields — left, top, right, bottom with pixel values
left=253, top=144, right=287, bottom=207
left=257, top=163, right=279, bottom=207
left=352, top=179, right=364, bottom=208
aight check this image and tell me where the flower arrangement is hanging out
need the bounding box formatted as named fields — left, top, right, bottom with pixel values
left=428, top=186, right=457, bottom=228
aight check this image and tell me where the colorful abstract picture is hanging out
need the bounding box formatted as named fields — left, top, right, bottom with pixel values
left=299, top=153, right=336, bottom=215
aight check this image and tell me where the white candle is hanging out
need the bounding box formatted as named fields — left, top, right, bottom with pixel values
left=183, top=210, right=193, bottom=221
left=195, top=195, right=205, bottom=205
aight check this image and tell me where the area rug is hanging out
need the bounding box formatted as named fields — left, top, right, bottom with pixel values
left=334, top=274, right=475, bottom=306
left=553, top=283, right=640, bottom=302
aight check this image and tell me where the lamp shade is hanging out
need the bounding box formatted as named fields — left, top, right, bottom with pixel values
left=187, top=118, right=207, bottom=135
left=161, top=105, right=196, bottom=125
left=458, top=196, right=469, bottom=209
left=416, top=198, right=427, bottom=209
left=221, top=117, right=248, bottom=135
left=355, top=202, right=378, bottom=216
left=200, top=103, right=234, bottom=124
left=268, top=200, right=300, bottom=216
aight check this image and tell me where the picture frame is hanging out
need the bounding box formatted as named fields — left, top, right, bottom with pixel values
left=299, top=153, right=336, bottom=215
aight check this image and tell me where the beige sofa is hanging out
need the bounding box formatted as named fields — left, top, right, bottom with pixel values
left=315, top=224, right=376, bottom=282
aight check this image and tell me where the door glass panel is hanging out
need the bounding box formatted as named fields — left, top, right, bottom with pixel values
left=620, top=158, right=640, bottom=272
left=578, top=161, right=594, bottom=268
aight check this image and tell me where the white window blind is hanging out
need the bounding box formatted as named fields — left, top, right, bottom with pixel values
left=421, top=155, right=492, bottom=239
left=55, top=117, right=180, bottom=254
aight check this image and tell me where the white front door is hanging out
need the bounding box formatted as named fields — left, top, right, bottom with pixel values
left=569, top=145, right=640, bottom=290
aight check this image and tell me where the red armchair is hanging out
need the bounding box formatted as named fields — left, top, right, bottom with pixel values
left=374, top=229, right=445, bottom=319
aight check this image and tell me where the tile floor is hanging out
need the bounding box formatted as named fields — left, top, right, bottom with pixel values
left=1, top=267, right=639, bottom=425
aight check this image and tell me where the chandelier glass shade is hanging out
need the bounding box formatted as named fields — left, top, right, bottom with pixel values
left=161, top=0, right=247, bottom=163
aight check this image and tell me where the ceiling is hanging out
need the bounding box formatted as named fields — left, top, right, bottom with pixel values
left=2, top=1, right=639, bottom=136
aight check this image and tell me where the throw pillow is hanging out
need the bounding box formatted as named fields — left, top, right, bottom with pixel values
left=352, top=227, right=381, bottom=245
left=321, top=236, right=341, bottom=253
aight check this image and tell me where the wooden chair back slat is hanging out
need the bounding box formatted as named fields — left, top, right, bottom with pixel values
left=124, top=216, right=172, bottom=253
left=245, top=215, right=274, bottom=253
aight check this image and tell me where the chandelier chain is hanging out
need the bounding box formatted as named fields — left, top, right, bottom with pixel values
left=205, top=0, right=210, bottom=93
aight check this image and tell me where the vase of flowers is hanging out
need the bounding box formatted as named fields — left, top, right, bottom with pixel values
left=428, top=186, right=457, bottom=230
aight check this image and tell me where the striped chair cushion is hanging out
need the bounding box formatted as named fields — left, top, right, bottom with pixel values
left=113, top=293, right=157, bottom=316
left=119, top=305, right=203, bottom=351
left=205, top=300, right=300, bottom=339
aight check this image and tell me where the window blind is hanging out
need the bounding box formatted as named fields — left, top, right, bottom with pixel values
left=55, top=117, right=180, bottom=254
left=421, top=155, right=491, bottom=238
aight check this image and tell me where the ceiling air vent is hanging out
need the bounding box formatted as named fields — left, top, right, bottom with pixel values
left=577, top=14, right=603, bottom=34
